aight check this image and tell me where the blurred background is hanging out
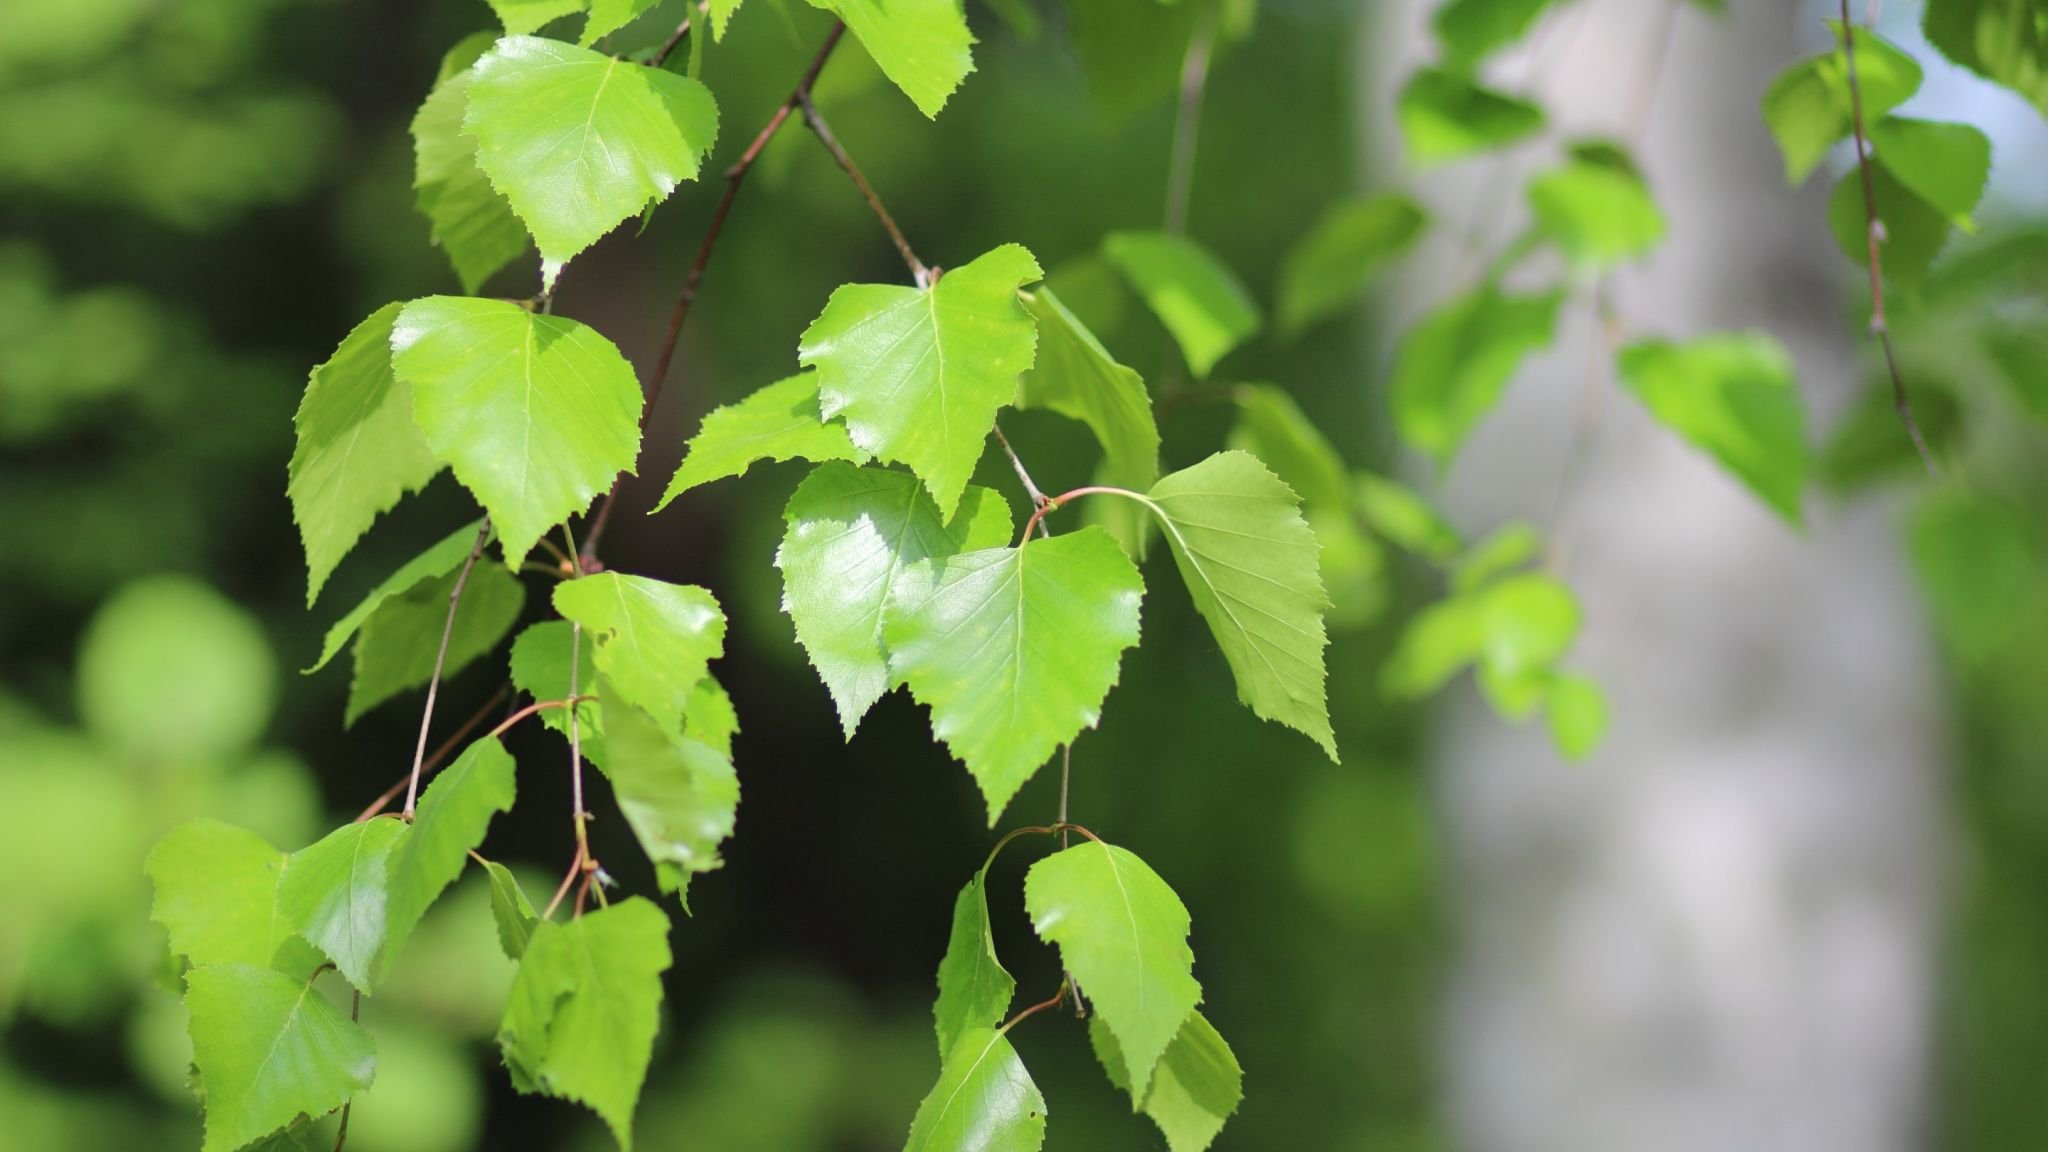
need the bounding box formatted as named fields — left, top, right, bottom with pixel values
left=1, top=0, right=2043, bottom=1149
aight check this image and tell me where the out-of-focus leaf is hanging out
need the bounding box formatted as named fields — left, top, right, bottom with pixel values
left=1276, top=195, right=1427, bottom=338
left=1396, top=68, right=1543, bottom=167
left=1102, top=232, right=1261, bottom=379
left=1617, top=333, right=1811, bottom=524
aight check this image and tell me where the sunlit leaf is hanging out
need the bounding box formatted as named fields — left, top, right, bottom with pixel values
left=933, top=870, right=1015, bottom=1059
left=1089, top=1011, right=1242, bottom=1152
left=653, top=373, right=863, bottom=508
left=277, top=816, right=409, bottom=993
left=1760, top=23, right=1922, bottom=184
left=1617, top=333, right=1811, bottom=524
left=600, top=688, right=740, bottom=901
left=555, top=573, right=726, bottom=740
left=187, top=964, right=377, bottom=1152
left=484, top=860, right=539, bottom=960
left=1527, top=141, right=1664, bottom=269
left=1390, top=286, right=1562, bottom=464
left=147, top=820, right=303, bottom=972
left=902, top=1027, right=1046, bottom=1152
left=412, top=40, right=531, bottom=293
left=1017, top=287, right=1161, bottom=497
left=1397, top=68, right=1543, bottom=167
left=381, top=737, right=517, bottom=979
left=809, top=0, right=975, bottom=118
left=1101, top=231, right=1260, bottom=379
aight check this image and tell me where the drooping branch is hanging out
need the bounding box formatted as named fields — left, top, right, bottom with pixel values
left=1838, top=0, right=1939, bottom=478
left=402, top=519, right=490, bottom=819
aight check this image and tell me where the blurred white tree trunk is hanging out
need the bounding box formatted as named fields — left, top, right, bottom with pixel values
left=1364, top=2, right=1945, bottom=1150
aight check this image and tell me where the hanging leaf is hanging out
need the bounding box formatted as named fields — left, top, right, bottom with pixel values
left=1867, top=117, right=1992, bottom=228
left=1355, top=473, right=1462, bottom=563
left=380, top=737, right=517, bottom=979
left=305, top=520, right=484, bottom=675
left=146, top=820, right=304, bottom=972
left=1760, top=22, right=1922, bottom=185
left=465, top=35, right=719, bottom=282
left=582, top=0, right=662, bottom=45
left=1924, top=0, right=2048, bottom=116
left=1089, top=1011, right=1243, bottom=1152
left=800, top=244, right=1043, bottom=520
left=1101, top=231, right=1261, bottom=379
left=412, top=43, right=531, bottom=293
left=886, top=528, right=1145, bottom=823
left=276, top=816, right=410, bottom=993
left=808, top=0, right=976, bottom=118
left=1527, top=141, right=1665, bottom=269
left=1397, top=68, right=1544, bottom=167
left=1381, top=595, right=1482, bottom=700
left=483, top=859, right=539, bottom=960
left=653, top=374, right=864, bottom=508
left=1227, top=385, right=1385, bottom=628
left=1432, top=0, right=1557, bottom=69
left=1825, top=160, right=1957, bottom=285
left=509, top=618, right=606, bottom=763
left=1545, top=672, right=1609, bottom=760
left=602, top=687, right=740, bottom=901
left=1276, top=195, right=1428, bottom=338
left=902, top=1026, right=1047, bottom=1152
left=1617, top=333, right=1811, bottom=524
left=778, top=464, right=1013, bottom=736
left=554, top=573, right=726, bottom=740
left=1140, top=452, right=1338, bottom=760
left=186, top=964, right=377, bottom=1152
left=932, top=871, right=1016, bottom=1059
left=346, top=561, right=526, bottom=726
left=392, top=296, right=643, bottom=566
left=486, top=0, right=587, bottom=35
left=499, top=897, right=672, bottom=1148
left=1024, top=840, right=1199, bottom=1095
left=1390, top=286, right=1563, bottom=464
left=1017, top=287, right=1161, bottom=497
left=289, top=303, right=443, bottom=606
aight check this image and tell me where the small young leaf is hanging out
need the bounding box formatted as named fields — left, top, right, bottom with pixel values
left=486, top=0, right=587, bottom=35
left=1143, top=451, right=1337, bottom=760
left=1760, top=24, right=1922, bottom=185
left=801, top=244, right=1043, bottom=519
left=1527, top=142, right=1665, bottom=269
left=412, top=57, right=530, bottom=293
left=683, top=675, right=740, bottom=758
left=483, top=860, right=539, bottom=960
left=886, top=528, right=1144, bottom=823
left=509, top=619, right=605, bottom=762
left=1391, top=286, right=1563, bottom=464
left=582, top=0, right=662, bottom=45
left=554, top=573, right=726, bottom=739
left=346, top=561, right=526, bottom=726
left=778, top=464, right=1013, bottom=736
left=653, top=373, right=864, bottom=508
left=933, top=871, right=1015, bottom=1059
left=902, top=1029, right=1045, bottom=1151
left=1397, top=68, right=1544, bottom=167
left=1101, top=231, right=1260, bottom=379
left=601, top=688, right=740, bottom=900
left=809, top=0, right=976, bottom=118
left=1024, top=840, right=1199, bottom=1095
left=1355, top=473, right=1462, bottom=562
left=392, top=297, right=643, bottom=566
left=1089, top=1011, right=1243, bottom=1152
left=277, top=816, right=410, bottom=993
left=1868, top=117, right=1992, bottom=228
left=1381, top=596, right=1482, bottom=700
left=305, top=520, right=484, bottom=675
left=706, top=0, right=742, bottom=39
left=1479, top=573, right=1579, bottom=682
left=499, top=897, right=672, bottom=1147
left=1432, top=0, right=1557, bottom=69
left=1617, top=333, right=1811, bottom=524
left=1825, top=160, right=1956, bottom=285
left=380, top=737, right=517, bottom=979
left=466, top=35, right=719, bottom=281
left=147, top=820, right=302, bottom=972
left=187, top=964, right=377, bottom=1152
left=1276, top=195, right=1428, bottom=338
left=1545, top=673, right=1608, bottom=760
left=1017, top=287, right=1161, bottom=497
left=290, top=303, right=443, bottom=606
left=1452, top=521, right=1540, bottom=593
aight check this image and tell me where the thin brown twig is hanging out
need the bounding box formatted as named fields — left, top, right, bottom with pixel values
left=1000, top=986, right=1071, bottom=1035
left=992, top=423, right=1050, bottom=516
left=356, top=682, right=511, bottom=822
left=568, top=621, right=592, bottom=876
left=798, top=92, right=930, bottom=285
left=542, top=846, right=584, bottom=920
left=1164, top=0, right=1221, bottom=236
left=1838, top=0, right=1940, bottom=478
left=330, top=989, right=362, bottom=1151
left=582, top=22, right=851, bottom=563
left=403, top=520, right=490, bottom=820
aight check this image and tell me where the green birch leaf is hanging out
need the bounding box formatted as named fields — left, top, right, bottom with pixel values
left=800, top=244, right=1043, bottom=520
left=1088, top=1011, right=1243, bottom=1152
left=305, top=520, right=483, bottom=675
left=1925, top=0, right=2048, bottom=114
left=601, top=687, right=740, bottom=900
left=509, top=619, right=605, bottom=763
left=1355, top=473, right=1462, bottom=562
left=707, top=0, right=743, bottom=39
left=392, top=296, right=643, bottom=566
left=933, top=871, right=1015, bottom=1059
left=1617, top=333, right=1811, bottom=524
left=146, top=820, right=301, bottom=972
left=1382, top=595, right=1482, bottom=699
left=1452, top=521, right=1540, bottom=593
left=486, top=0, right=587, bottom=35
left=1433, top=0, right=1556, bottom=68
left=1397, top=68, right=1544, bottom=167
left=1546, top=672, right=1608, bottom=760
left=1391, top=286, right=1563, bottom=464
left=1277, top=195, right=1428, bottom=338
left=1826, top=160, right=1955, bottom=284
left=902, top=1027, right=1046, bottom=1152
left=1227, top=386, right=1384, bottom=628
left=412, top=58, right=530, bottom=294
left=498, top=897, right=672, bottom=1147
left=1478, top=573, right=1579, bottom=682
left=1760, top=23, right=1922, bottom=184
left=345, top=560, right=525, bottom=726
left=653, top=373, right=864, bottom=508
left=554, top=573, right=727, bottom=739
left=1527, top=141, right=1665, bottom=269
left=380, top=736, right=517, bottom=980
left=1868, top=117, right=1992, bottom=227
left=277, top=816, right=410, bottom=993
left=483, top=859, right=538, bottom=960
left=466, top=35, right=719, bottom=282
left=885, top=527, right=1144, bottom=823
left=809, top=0, right=976, bottom=118
left=1017, top=287, right=1161, bottom=497
left=187, top=964, right=377, bottom=1152
left=778, top=464, right=1014, bottom=736
left=1141, top=451, right=1337, bottom=760
left=582, top=0, right=662, bottom=45
left=1101, top=232, right=1260, bottom=379
left=1024, top=840, right=1199, bottom=1094
left=290, top=303, right=443, bottom=606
